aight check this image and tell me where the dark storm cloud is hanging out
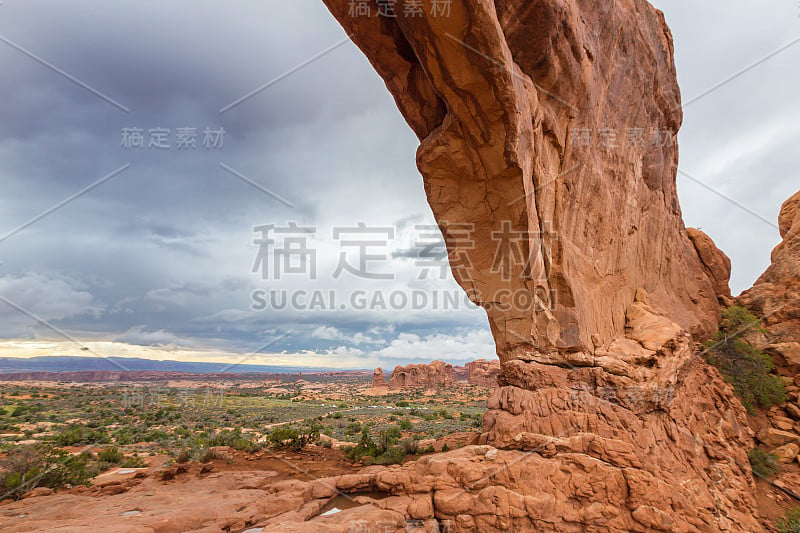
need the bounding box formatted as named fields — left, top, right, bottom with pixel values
left=0, top=0, right=459, bottom=363
left=0, top=0, right=795, bottom=366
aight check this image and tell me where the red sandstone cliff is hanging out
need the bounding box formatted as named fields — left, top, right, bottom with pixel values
left=740, top=190, right=800, bottom=363
left=389, top=361, right=453, bottom=390
left=466, top=359, right=500, bottom=387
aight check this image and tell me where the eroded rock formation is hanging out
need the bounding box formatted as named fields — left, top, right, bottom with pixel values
left=480, top=293, right=760, bottom=530
left=315, top=0, right=764, bottom=530
left=389, top=361, right=453, bottom=390
left=322, top=0, right=720, bottom=358
left=246, top=301, right=762, bottom=531
left=687, top=228, right=733, bottom=305
left=466, top=359, right=500, bottom=387
left=452, top=365, right=469, bottom=382
left=740, top=190, right=800, bottom=362
left=372, top=367, right=388, bottom=388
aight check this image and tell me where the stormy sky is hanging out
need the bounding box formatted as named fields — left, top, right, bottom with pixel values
left=0, top=1, right=797, bottom=369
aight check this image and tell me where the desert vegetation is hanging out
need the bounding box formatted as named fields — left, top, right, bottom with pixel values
left=704, top=306, right=786, bottom=413
left=0, top=377, right=487, bottom=498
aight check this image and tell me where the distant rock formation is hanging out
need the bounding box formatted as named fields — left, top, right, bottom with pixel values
left=740, top=190, right=800, bottom=366
left=372, top=367, right=388, bottom=389
left=451, top=365, right=469, bottom=382
left=389, top=361, right=453, bottom=390
left=466, top=359, right=500, bottom=388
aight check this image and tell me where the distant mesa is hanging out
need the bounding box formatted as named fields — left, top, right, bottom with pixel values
left=452, top=365, right=469, bottom=382
left=383, top=359, right=500, bottom=390
left=389, top=360, right=454, bottom=390
left=465, top=359, right=501, bottom=388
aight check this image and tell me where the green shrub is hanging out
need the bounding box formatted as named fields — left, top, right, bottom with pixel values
left=208, top=429, right=261, bottom=452
left=175, top=448, right=194, bottom=464
left=199, top=448, right=220, bottom=463
left=96, top=447, right=124, bottom=465
left=0, top=446, right=92, bottom=499
left=378, top=427, right=402, bottom=451
left=266, top=427, right=318, bottom=450
left=704, top=306, right=786, bottom=413
left=748, top=447, right=779, bottom=478
left=372, top=446, right=405, bottom=465
left=266, top=427, right=298, bottom=447
left=777, top=508, right=800, bottom=533
left=232, top=438, right=258, bottom=453
left=53, top=425, right=110, bottom=446
left=398, top=418, right=414, bottom=431
left=120, top=455, right=146, bottom=468
left=399, top=438, right=418, bottom=455
left=345, top=422, right=362, bottom=435
left=346, top=431, right=378, bottom=462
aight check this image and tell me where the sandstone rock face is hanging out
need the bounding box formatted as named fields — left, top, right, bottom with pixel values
left=389, top=361, right=453, bottom=390
left=466, top=359, right=500, bottom=387
left=372, top=367, right=388, bottom=388
left=687, top=228, right=733, bottom=305
left=740, top=190, right=800, bottom=345
left=770, top=342, right=800, bottom=369
left=318, top=1, right=764, bottom=530
left=772, top=443, right=800, bottom=464
left=758, top=427, right=800, bottom=448
left=478, top=298, right=762, bottom=531
left=321, top=0, right=720, bottom=358
left=248, top=431, right=758, bottom=531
